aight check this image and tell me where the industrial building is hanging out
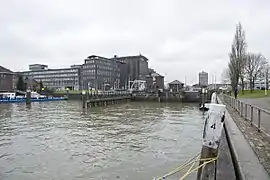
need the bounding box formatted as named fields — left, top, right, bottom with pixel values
left=0, top=65, right=15, bottom=92
left=82, top=55, right=120, bottom=90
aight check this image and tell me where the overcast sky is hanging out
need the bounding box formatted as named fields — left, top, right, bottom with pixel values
left=1, top=0, right=269, bottom=84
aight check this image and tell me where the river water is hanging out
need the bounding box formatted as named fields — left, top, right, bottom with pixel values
left=0, top=101, right=205, bottom=180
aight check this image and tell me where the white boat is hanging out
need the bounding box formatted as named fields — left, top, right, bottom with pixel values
left=0, top=92, right=16, bottom=99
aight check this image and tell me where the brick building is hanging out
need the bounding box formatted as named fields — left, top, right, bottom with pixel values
left=0, top=65, right=15, bottom=92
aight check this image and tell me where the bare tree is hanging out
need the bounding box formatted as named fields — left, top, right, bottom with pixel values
left=221, top=68, right=230, bottom=84
left=245, top=53, right=266, bottom=92
left=228, top=22, right=247, bottom=95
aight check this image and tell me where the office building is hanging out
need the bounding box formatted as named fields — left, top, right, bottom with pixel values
left=0, top=65, right=15, bottom=92
left=29, top=64, right=48, bottom=71
left=18, top=54, right=150, bottom=91
left=20, top=64, right=81, bottom=91
left=199, top=71, right=208, bottom=87
left=82, top=55, right=120, bottom=90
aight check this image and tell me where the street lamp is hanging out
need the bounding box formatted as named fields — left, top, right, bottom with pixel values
left=265, top=62, right=269, bottom=96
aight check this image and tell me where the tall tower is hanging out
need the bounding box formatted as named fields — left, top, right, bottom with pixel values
left=199, top=71, right=208, bottom=87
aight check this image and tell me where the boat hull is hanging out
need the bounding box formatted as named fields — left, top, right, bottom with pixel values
left=0, top=97, right=67, bottom=103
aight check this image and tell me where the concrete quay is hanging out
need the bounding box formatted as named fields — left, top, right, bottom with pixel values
left=86, top=96, right=131, bottom=107
left=54, top=91, right=202, bottom=103
left=220, top=95, right=270, bottom=180
left=197, top=95, right=269, bottom=180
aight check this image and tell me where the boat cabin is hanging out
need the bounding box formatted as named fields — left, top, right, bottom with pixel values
left=0, top=92, right=16, bottom=99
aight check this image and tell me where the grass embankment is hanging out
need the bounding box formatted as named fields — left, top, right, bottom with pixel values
left=237, top=90, right=270, bottom=98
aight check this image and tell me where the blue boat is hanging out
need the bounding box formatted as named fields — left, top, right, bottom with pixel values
left=0, top=97, right=67, bottom=103
left=0, top=92, right=67, bottom=104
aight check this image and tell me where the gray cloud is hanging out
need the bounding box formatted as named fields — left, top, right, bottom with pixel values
left=0, top=0, right=269, bottom=84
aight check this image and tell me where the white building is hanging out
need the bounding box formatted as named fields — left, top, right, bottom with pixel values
left=20, top=64, right=81, bottom=91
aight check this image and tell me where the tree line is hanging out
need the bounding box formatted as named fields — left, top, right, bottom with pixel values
left=16, top=75, right=54, bottom=94
left=223, top=22, right=268, bottom=94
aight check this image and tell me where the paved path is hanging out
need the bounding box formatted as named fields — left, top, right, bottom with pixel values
left=223, top=97, right=270, bottom=174
left=238, top=97, right=270, bottom=136
left=240, top=97, right=270, bottom=111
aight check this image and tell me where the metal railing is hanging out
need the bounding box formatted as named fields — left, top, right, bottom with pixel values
left=223, top=95, right=270, bottom=136
left=86, top=91, right=132, bottom=99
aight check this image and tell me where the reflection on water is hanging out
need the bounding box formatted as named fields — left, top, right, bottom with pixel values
left=0, top=101, right=204, bottom=180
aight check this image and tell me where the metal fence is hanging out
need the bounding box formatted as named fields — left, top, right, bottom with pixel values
left=86, top=90, right=132, bottom=98
left=223, top=95, right=270, bottom=136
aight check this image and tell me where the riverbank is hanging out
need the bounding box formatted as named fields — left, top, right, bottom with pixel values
left=235, top=90, right=270, bottom=98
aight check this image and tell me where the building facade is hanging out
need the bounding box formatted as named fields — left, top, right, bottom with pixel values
left=168, top=80, right=184, bottom=92
left=199, top=71, right=208, bottom=87
left=17, top=54, right=150, bottom=91
left=82, top=55, right=120, bottom=90
left=146, top=72, right=164, bottom=92
left=20, top=64, right=81, bottom=91
left=29, top=64, right=48, bottom=71
left=153, top=73, right=164, bottom=90
left=114, top=55, right=149, bottom=82
left=116, top=60, right=128, bottom=89
left=0, top=65, right=15, bottom=92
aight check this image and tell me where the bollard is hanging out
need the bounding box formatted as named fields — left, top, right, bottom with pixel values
left=66, top=88, right=69, bottom=98
left=26, top=89, right=31, bottom=105
left=197, top=103, right=226, bottom=180
left=82, top=90, right=86, bottom=109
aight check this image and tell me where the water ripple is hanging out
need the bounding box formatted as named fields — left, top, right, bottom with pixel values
left=0, top=101, right=204, bottom=180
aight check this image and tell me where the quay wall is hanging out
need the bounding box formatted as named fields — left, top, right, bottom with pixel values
left=53, top=91, right=203, bottom=103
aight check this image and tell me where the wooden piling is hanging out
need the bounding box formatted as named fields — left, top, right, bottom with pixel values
left=82, top=90, right=86, bottom=109
left=26, top=89, right=31, bottom=105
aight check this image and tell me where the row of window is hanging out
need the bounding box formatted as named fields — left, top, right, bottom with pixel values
left=83, top=76, right=95, bottom=80
left=83, top=69, right=95, bottom=74
left=83, top=64, right=95, bottom=69
left=23, top=69, right=79, bottom=76
left=97, top=70, right=120, bottom=77
left=27, top=73, right=79, bottom=79
left=85, top=59, right=118, bottom=68
left=35, top=78, right=79, bottom=82
left=43, top=81, right=79, bottom=86
left=97, top=64, right=118, bottom=71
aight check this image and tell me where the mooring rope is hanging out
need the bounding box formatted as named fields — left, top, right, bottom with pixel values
left=153, top=152, right=219, bottom=180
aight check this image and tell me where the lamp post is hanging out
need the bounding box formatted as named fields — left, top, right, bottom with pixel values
left=201, top=88, right=208, bottom=109
left=82, top=90, right=86, bottom=108
left=265, top=62, right=269, bottom=96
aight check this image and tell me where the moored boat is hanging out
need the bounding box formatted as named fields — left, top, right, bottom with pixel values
left=0, top=92, right=67, bottom=104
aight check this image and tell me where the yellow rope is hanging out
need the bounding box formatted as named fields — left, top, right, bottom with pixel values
left=153, top=153, right=200, bottom=180
left=179, top=154, right=218, bottom=180
left=153, top=152, right=219, bottom=180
